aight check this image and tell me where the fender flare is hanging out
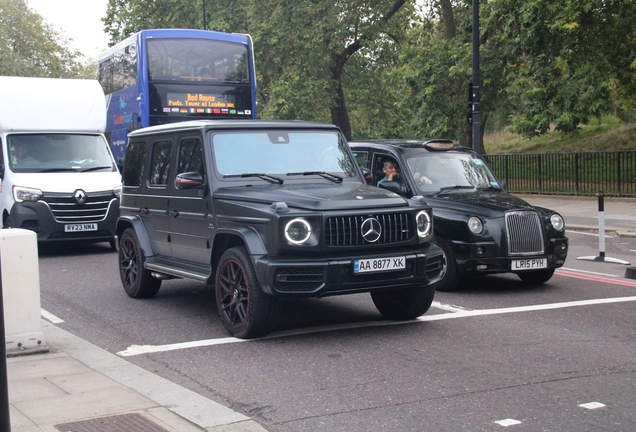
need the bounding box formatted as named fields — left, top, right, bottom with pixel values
left=116, top=215, right=154, bottom=258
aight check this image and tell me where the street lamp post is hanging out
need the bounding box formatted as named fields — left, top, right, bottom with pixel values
left=471, top=0, right=484, bottom=154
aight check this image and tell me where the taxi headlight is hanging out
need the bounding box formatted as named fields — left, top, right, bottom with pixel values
left=285, top=218, right=312, bottom=244
left=550, top=213, right=565, bottom=231
left=416, top=210, right=432, bottom=238
left=468, top=216, right=484, bottom=234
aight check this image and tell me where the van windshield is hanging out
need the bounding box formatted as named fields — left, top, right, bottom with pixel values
left=7, top=134, right=115, bottom=173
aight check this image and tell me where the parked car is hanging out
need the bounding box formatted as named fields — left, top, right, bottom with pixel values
left=117, top=121, right=444, bottom=338
left=349, top=139, right=569, bottom=291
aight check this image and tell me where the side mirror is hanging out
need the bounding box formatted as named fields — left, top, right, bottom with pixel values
left=378, top=180, right=407, bottom=196
left=175, top=171, right=204, bottom=189
left=361, top=167, right=373, bottom=185
left=499, top=179, right=508, bottom=192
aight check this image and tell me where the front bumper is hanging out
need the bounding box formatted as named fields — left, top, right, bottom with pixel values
left=255, top=243, right=444, bottom=297
left=9, top=200, right=119, bottom=243
left=452, top=237, right=568, bottom=275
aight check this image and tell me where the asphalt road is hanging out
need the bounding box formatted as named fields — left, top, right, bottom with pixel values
left=37, top=230, right=636, bottom=431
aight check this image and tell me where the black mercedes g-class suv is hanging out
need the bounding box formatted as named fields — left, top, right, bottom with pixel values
left=117, top=120, right=443, bottom=338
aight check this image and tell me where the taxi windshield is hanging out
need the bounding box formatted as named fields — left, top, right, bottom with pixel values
left=405, top=153, right=500, bottom=193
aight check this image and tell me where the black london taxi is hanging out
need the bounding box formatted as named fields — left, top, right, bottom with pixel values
left=349, top=139, right=568, bottom=291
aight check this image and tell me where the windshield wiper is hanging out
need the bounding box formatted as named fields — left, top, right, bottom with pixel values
left=286, top=171, right=343, bottom=183
left=435, top=185, right=475, bottom=195
left=37, top=168, right=81, bottom=173
left=223, top=173, right=284, bottom=185
left=476, top=185, right=503, bottom=191
left=80, top=166, right=113, bottom=172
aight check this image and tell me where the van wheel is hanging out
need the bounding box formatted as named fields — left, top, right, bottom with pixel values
left=118, top=228, right=161, bottom=298
left=371, top=285, right=435, bottom=320
left=3, top=215, right=12, bottom=229
left=215, top=247, right=277, bottom=339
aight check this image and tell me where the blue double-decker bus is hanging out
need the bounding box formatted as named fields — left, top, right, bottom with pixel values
left=98, top=29, right=257, bottom=164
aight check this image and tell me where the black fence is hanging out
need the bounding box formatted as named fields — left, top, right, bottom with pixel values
left=486, top=151, right=636, bottom=197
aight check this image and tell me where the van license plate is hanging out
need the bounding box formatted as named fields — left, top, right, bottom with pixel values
left=511, top=258, right=547, bottom=270
left=354, top=256, right=405, bottom=274
left=65, top=223, right=98, bottom=232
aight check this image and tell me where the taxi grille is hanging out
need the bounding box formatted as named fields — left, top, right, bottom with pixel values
left=505, top=211, right=544, bottom=255
left=325, top=213, right=413, bottom=246
left=41, top=191, right=115, bottom=223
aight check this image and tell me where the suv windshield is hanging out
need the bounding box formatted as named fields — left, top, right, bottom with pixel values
left=405, top=153, right=500, bottom=193
left=8, top=134, right=115, bottom=173
left=213, top=130, right=358, bottom=178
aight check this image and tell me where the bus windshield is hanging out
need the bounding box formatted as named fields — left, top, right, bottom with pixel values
left=147, top=38, right=249, bottom=83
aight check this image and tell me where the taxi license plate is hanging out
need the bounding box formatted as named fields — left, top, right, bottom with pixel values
left=511, top=258, right=547, bottom=271
left=64, top=223, right=98, bottom=232
left=354, top=256, right=405, bottom=274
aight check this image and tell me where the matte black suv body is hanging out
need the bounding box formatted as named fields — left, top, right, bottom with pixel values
left=117, top=120, right=443, bottom=338
left=349, top=140, right=568, bottom=291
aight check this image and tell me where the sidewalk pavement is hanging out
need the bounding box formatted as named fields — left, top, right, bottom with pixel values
left=6, top=193, right=634, bottom=432
left=8, top=321, right=268, bottom=432
left=518, top=194, right=636, bottom=238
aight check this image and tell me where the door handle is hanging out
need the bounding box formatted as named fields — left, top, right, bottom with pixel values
left=141, top=207, right=149, bottom=215
left=169, top=209, right=179, bottom=217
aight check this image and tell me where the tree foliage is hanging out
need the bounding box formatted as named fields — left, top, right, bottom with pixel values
left=101, top=0, right=636, bottom=143
left=0, top=0, right=95, bottom=78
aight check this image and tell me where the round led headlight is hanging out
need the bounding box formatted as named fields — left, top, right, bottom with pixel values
left=468, top=216, right=484, bottom=234
left=416, top=210, right=432, bottom=238
left=285, top=218, right=312, bottom=244
left=550, top=213, right=565, bottom=231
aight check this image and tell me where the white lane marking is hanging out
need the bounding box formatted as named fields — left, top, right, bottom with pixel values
left=579, top=402, right=606, bottom=410
left=560, top=267, right=619, bottom=278
left=117, top=295, right=636, bottom=357
left=494, top=419, right=522, bottom=426
left=41, top=308, right=64, bottom=324
left=567, top=230, right=616, bottom=238
left=431, top=301, right=471, bottom=312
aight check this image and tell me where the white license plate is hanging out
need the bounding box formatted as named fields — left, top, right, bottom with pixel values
left=511, top=258, right=547, bottom=270
left=64, top=223, right=98, bottom=232
left=354, top=256, right=405, bottom=274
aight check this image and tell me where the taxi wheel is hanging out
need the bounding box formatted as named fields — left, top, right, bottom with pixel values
left=432, top=236, right=461, bottom=292
left=371, top=284, right=435, bottom=320
left=215, top=247, right=277, bottom=339
left=517, top=268, right=555, bottom=284
left=118, top=228, right=161, bottom=298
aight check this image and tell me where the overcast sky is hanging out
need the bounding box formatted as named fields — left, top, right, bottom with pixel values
left=28, top=0, right=110, bottom=59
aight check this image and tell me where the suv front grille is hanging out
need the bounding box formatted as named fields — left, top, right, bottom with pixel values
left=41, top=191, right=116, bottom=223
left=325, top=213, right=414, bottom=246
left=505, top=211, right=544, bottom=255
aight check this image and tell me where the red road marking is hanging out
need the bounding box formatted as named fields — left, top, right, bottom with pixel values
left=555, top=269, right=636, bottom=287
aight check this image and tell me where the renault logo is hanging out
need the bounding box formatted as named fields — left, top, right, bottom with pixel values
left=73, top=189, right=87, bottom=205
left=361, top=217, right=382, bottom=243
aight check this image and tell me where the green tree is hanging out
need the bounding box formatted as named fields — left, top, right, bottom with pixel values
left=0, top=0, right=93, bottom=78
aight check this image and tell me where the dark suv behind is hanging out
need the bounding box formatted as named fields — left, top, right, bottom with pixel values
left=117, top=120, right=443, bottom=338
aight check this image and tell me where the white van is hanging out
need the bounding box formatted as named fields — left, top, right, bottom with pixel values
left=0, top=76, right=121, bottom=247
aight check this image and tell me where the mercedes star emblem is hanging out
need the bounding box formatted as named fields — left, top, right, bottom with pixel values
left=361, top=217, right=382, bottom=243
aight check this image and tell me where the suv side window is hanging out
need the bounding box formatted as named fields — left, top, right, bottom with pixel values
left=149, top=140, right=172, bottom=186
left=178, top=137, right=204, bottom=177
left=122, top=140, right=147, bottom=187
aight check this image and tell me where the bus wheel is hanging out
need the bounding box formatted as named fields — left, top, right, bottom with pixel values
left=215, top=247, right=277, bottom=339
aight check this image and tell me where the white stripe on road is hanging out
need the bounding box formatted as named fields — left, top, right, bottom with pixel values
left=117, top=295, right=636, bottom=357
left=560, top=267, right=620, bottom=278
left=41, top=308, right=64, bottom=324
